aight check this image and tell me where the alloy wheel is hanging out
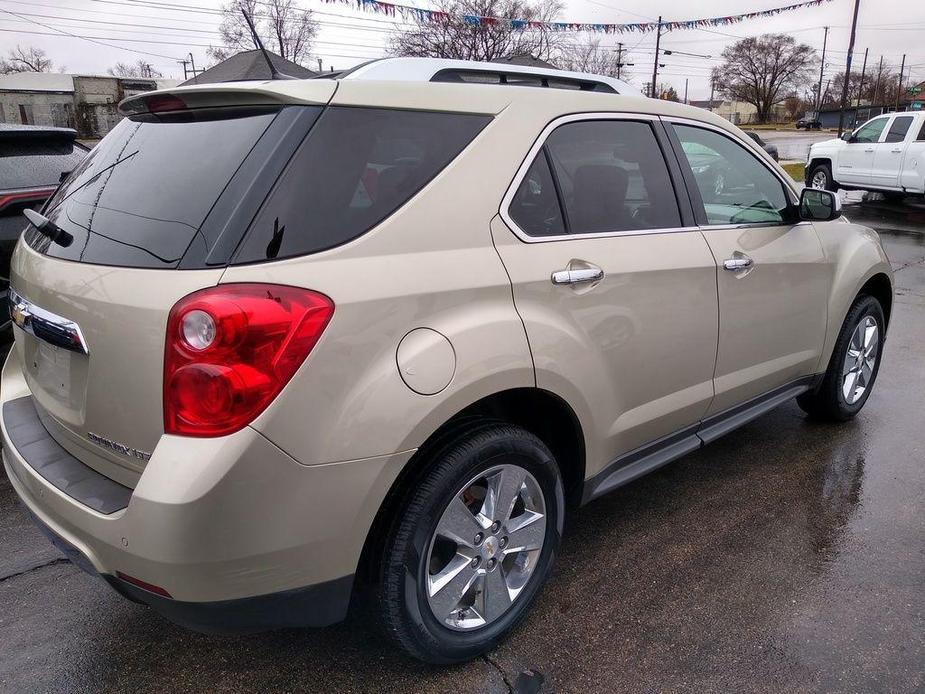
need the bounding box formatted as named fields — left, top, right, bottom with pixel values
left=812, top=170, right=829, bottom=189
left=425, top=464, right=547, bottom=631
left=842, top=315, right=879, bottom=405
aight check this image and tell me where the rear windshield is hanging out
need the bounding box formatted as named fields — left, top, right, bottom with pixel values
left=25, top=107, right=278, bottom=268
left=0, top=139, right=87, bottom=190
left=232, top=107, right=491, bottom=263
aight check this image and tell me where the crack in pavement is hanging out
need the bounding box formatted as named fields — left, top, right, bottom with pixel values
left=482, top=653, right=515, bottom=693
left=0, top=557, right=70, bottom=583
left=893, top=256, right=925, bottom=273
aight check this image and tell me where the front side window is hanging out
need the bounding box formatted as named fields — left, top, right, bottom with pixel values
left=885, top=116, right=914, bottom=143
left=510, top=119, right=681, bottom=237
left=918, top=119, right=925, bottom=141
left=673, top=124, right=791, bottom=226
left=852, top=118, right=888, bottom=143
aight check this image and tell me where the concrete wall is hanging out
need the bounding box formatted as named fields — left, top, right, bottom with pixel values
left=0, top=91, right=74, bottom=128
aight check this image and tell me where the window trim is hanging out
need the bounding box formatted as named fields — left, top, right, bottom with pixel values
left=499, top=112, right=697, bottom=243
left=662, top=116, right=809, bottom=232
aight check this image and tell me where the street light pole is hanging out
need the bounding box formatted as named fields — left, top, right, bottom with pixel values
left=837, top=0, right=862, bottom=138
left=651, top=16, right=662, bottom=99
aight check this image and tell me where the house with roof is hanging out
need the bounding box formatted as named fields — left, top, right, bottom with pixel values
left=180, top=50, right=315, bottom=85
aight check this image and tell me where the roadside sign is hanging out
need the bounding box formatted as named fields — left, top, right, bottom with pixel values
left=912, top=101, right=923, bottom=110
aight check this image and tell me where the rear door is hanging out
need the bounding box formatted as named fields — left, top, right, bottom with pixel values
left=492, top=114, right=719, bottom=478
left=667, top=120, right=828, bottom=416
left=870, top=115, right=915, bottom=189
left=837, top=116, right=889, bottom=185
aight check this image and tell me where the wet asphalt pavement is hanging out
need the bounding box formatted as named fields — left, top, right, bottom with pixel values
left=756, top=130, right=833, bottom=162
left=1, top=199, right=924, bottom=693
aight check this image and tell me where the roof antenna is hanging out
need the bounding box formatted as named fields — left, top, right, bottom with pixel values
left=239, top=4, right=296, bottom=80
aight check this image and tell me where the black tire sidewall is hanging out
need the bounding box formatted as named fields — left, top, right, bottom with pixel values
left=388, top=426, right=564, bottom=663
left=829, top=296, right=886, bottom=417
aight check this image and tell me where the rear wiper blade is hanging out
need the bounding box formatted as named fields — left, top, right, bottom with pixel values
left=23, top=209, right=73, bottom=248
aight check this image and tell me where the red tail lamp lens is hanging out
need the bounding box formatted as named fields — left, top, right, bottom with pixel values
left=164, top=284, right=334, bottom=437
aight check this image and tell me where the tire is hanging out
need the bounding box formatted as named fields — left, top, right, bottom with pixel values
left=377, top=423, right=564, bottom=664
left=808, top=162, right=838, bottom=192
left=797, top=295, right=885, bottom=421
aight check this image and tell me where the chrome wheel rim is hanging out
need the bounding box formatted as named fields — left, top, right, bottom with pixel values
left=842, top=315, right=879, bottom=405
left=425, top=464, right=547, bottom=631
left=812, top=170, right=828, bottom=189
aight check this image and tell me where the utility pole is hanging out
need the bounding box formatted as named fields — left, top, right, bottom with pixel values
left=188, top=52, right=198, bottom=77
left=651, top=16, right=662, bottom=99
left=854, top=47, right=868, bottom=126
left=836, top=0, right=861, bottom=138
left=317, top=58, right=323, bottom=72
left=684, top=78, right=689, bottom=104
left=872, top=55, right=883, bottom=108
left=895, top=54, right=906, bottom=111
left=815, top=26, right=829, bottom=112
left=616, top=43, right=623, bottom=80
left=709, top=79, right=715, bottom=111
left=178, top=58, right=189, bottom=81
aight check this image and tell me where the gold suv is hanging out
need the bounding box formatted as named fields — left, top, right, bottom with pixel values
left=1, top=76, right=892, bottom=663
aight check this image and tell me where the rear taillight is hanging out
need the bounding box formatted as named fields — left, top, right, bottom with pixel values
left=164, top=284, right=334, bottom=437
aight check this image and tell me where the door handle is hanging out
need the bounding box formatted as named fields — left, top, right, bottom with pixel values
left=864, top=148, right=874, bottom=153
left=723, top=256, right=754, bottom=271
left=551, top=266, right=604, bottom=285
left=891, top=149, right=902, bottom=153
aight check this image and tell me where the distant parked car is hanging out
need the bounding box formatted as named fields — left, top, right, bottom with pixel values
left=0, top=124, right=88, bottom=343
left=806, top=112, right=925, bottom=198
left=796, top=115, right=822, bottom=130
left=745, top=131, right=779, bottom=160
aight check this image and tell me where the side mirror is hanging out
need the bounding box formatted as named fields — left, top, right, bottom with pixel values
left=800, top=188, right=841, bottom=222
left=841, top=131, right=854, bottom=142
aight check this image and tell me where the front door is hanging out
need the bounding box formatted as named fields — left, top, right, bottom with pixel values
left=870, top=115, right=916, bottom=189
left=669, top=121, right=829, bottom=416
left=837, top=116, right=890, bottom=185
left=493, top=115, right=719, bottom=477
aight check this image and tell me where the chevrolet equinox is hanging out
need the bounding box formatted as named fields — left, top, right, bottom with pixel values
left=1, top=75, right=893, bottom=663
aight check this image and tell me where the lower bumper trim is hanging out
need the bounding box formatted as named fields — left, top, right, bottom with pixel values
left=26, top=501, right=355, bottom=633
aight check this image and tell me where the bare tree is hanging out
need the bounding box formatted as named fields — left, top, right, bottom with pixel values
left=0, top=45, right=54, bottom=74
left=108, top=60, right=163, bottom=79
left=554, top=39, right=624, bottom=78
left=824, top=65, right=905, bottom=107
left=208, top=0, right=317, bottom=66
left=389, top=0, right=563, bottom=63
left=711, top=34, right=816, bottom=124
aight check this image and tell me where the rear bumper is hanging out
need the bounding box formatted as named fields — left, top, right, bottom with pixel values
left=1, top=347, right=413, bottom=632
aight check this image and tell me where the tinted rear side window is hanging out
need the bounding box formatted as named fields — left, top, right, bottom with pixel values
left=0, top=139, right=87, bottom=190
left=541, top=120, right=681, bottom=234
left=509, top=151, right=566, bottom=237
left=233, top=107, right=490, bottom=263
left=885, top=116, right=914, bottom=143
left=26, top=108, right=279, bottom=268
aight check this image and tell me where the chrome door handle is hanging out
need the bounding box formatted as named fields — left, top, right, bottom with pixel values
left=864, top=148, right=874, bottom=153
left=551, top=267, right=604, bottom=285
left=891, top=149, right=902, bottom=153
left=723, top=256, right=754, bottom=271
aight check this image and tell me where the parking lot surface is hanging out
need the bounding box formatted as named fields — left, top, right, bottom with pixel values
left=1, top=199, right=923, bottom=693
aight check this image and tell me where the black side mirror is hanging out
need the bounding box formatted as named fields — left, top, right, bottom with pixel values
left=800, top=188, right=841, bottom=222
left=841, top=131, right=854, bottom=142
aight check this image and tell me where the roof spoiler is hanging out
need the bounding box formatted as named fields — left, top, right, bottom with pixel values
left=0, top=126, right=77, bottom=141
left=118, top=81, right=335, bottom=116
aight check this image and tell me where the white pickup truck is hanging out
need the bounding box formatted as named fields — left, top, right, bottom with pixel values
left=806, top=111, right=925, bottom=198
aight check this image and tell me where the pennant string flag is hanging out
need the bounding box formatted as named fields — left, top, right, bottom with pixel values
left=321, top=0, right=833, bottom=33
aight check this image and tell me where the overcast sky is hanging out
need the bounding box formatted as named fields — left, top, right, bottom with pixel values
left=1, top=0, right=923, bottom=100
